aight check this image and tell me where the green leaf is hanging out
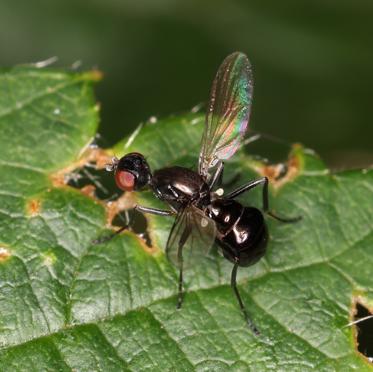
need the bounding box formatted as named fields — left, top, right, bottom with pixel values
left=0, top=67, right=372, bottom=371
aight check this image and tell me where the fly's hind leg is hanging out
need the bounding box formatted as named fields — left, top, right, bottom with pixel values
left=177, top=246, right=184, bottom=309
left=225, top=177, right=301, bottom=223
left=231, top=261, right=260, bottom=335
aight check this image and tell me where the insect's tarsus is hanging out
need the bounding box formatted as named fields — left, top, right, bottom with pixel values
left=92, top=225, right=129, bottom=245
left=231, top=262, right=260, bottom=335
left=177, top=261, right=184, bottom=310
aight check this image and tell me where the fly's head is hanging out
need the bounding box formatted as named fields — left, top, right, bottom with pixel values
left=107, top=152, right=152, bottom=192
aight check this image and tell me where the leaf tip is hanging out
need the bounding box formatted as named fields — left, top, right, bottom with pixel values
left=82, top=69, right=103, bottom=82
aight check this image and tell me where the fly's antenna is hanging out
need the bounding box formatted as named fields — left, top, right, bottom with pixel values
left=105, top=156, right=119, bottom=172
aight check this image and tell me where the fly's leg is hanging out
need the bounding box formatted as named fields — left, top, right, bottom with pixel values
left=209, top=161, right=241, bottom=192
left=225, top=177, right=301, bottom=222
left=174, top=223, right=192, bottom=310
left=93, top=205, right=175, bottom=245
left=231, top=261, right=260, bottom=335
left=92, top=225, right=129, bottom=245
left=134, top=205, right=176, bottom=216
left=208, top=161, right=224, bottom=191
left=177, top=245, right=184, bottom=309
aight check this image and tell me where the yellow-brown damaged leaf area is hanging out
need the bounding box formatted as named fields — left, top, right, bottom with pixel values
left=50, top=147, right=113, bottom=188
left=81, top=69, right=104, bottom=82
left=0, top=246, right=11, bottom=262
left=105, top=192, right=136, bottom=227
left=102, top=193, right=160, bottom=255
left=127, top=230, right=160, bottom=255
left=252, top=144, right=303, bottom=189
left=80, top=185, right=96, bottom=199
left=26, top=198, right=41, bottom=217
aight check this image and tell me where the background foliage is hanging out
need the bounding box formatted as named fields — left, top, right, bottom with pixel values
left=1, top=0, right=372, bottom=167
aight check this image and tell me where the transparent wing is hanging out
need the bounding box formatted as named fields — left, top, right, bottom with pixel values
left=198, top=52, right=253, bottom=178
left=166, top=205, right=216, bottom=268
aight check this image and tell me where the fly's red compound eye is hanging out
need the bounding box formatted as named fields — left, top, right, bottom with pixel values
left=115, top=170, right=135, bottom=191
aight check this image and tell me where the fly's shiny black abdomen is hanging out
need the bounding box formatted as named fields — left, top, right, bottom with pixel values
left=209, top=199, right=268, bottom=267
left=151, top=166, right=210, bottom=209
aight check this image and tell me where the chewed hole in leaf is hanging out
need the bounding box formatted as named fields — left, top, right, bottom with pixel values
left=66, top=164, right=119, bottom=200
left=112, top=209, right=152, bottom=248
left=353, top=302, right=373, bottom=362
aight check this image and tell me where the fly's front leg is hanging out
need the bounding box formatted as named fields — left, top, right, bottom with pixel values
left=93, top=205, right=175, bottom=245
left=225, top=177, right=301, bottom=223
left=134, top=205, right=176, bottom=216
left=174, top=225, right=192, bottom=310
left=92, top=225, right=129, bottom=245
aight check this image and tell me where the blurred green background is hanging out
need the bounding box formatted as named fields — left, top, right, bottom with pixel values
left=1, top=0, right=372, bottom=168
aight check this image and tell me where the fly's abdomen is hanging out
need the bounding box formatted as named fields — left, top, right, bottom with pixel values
left=210, top=201, right=268, bottom=267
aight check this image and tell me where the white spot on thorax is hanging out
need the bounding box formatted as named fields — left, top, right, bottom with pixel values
left=216, top=188, right=224, bottom=196
left=201, top=218, right=208, bottom=228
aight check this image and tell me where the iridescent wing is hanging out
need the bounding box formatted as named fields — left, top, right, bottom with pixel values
left=166, top=205, right=216, bottom=268
left=198, top=52, right=253, bottom=178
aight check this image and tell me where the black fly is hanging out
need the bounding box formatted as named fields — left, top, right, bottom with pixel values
left=105, top=52, right=301, bottom=334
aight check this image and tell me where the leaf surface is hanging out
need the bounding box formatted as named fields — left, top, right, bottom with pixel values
left=0, top=67, right=372, bottom=371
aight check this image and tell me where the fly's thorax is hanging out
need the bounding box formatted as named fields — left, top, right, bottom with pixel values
left=152, top=166, right=209, bottom=206
left=207, top=199, right=243, bottom=232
